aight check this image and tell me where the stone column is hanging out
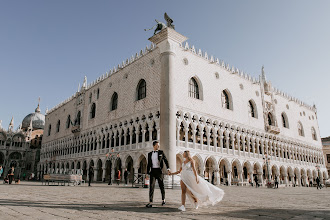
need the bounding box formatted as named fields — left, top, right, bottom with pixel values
left=213, top=131, right=217, bottom=152
left=227, top=171, right=232, bottom=186
left=239, top=172, right=243, bottom=186
left=94, top=168, right=98, bottom=181
left=176, top=125, right=180, bottom=147
left=214, top=169, right=220, bottom=185
left=184, top=127, right=188, bottom=148
left=192, top=129, right=196, bottom=149
left=149, top=28, right=188, bottom=172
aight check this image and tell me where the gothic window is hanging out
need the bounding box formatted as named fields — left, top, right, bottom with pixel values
left=221, top=90, right=232, bottom=110
left=56, top=120, right=60, bottom=132
left=66, top=115, right=71, bottom=129
left=281, top=112, right=289, bottom=128
left=267, top=113, right=274, bottom=126
left=297, top=122, right=304, bottom=136
left=90, top=103, right=96, bottom=119
left=110, top=92, right=118, bottom=111
left=48, top=125, right=51, bottom=136
left=189, top=77, right=200, bottom=99
left=311, top=127, right=317, bottom=140
left=97, top=88, right=100, bottom=99
left=76, top=111, right=81, bottom=125
left=136, top=79, right=146, bottom=100
left=248, top=100, right=257, bottom=118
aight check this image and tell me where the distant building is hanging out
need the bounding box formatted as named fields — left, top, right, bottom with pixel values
left=321, top=137, right=330, bottom=177
left=0, top=102, right=44, bottom=180
left=39, top=27, right=327, bottom=186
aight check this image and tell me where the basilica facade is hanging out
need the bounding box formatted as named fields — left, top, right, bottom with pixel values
left=39, top=28, right=327, bottom=186
left=0, top=103, right=44, bottom=179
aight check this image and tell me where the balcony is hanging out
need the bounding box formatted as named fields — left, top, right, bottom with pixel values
left=267, top=125, right=280, bottom=134
left=71, top=125, right=81, bottom=134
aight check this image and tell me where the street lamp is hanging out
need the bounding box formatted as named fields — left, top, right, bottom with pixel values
left=263, top=154, right=271, bottom=188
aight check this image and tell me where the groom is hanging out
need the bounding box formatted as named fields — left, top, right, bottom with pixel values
left=146, top=141, right=170, bottom=208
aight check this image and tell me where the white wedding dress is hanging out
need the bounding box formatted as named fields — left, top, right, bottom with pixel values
left=180, top=161, right=224, bottom=207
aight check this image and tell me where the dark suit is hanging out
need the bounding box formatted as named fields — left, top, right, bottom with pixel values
left=147, top=150, right=169, bottom=203
left=8, top=169, right=14, bottom=184
left=88, top=167, right=94, bottom=186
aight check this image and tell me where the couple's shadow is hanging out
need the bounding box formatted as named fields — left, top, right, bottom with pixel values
left=104, top=202, right=179, bottom=213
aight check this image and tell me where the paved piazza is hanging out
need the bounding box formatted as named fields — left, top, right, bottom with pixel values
left=0, top=182, right=329, bottom=220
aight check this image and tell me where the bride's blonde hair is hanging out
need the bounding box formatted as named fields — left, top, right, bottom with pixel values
left=184, top=150, right=193, bottom=161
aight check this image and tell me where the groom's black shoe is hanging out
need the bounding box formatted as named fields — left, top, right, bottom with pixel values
left=146, top=203, right=152, bottom=208
left=162, top=200, right=166, bottom=206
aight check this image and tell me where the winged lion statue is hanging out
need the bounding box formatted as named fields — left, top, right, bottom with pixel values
left=144, top=13, right=175, bottom=35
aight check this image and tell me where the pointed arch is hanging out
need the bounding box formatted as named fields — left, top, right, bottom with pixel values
left=281, top=112, right=289, bottom=128
left=267, top=112, right=274, bottom=126
left=189, top=76, right=203, bottom=100
left=297, top=121, right=304, bottom=137
left=66, top=115, right=71, bottom=129
left=90, top=103, right=96, bottom=119
left=221, top=89, right=233, bottom=110
left=311, top=127, right=317, bottom=141
left=136, top=79, right=146, bottom=101
left=248, top=99, right=258, bottom=118
left=110, top=92, right=118, bottom=111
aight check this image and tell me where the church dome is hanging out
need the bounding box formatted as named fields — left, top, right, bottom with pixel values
left=21, top=103, right=45, bottom=130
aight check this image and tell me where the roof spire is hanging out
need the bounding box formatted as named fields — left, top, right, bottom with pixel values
left=261, top=65, right=267, bottom=81
left=35, top=97, right=41, bottom=113
left=82, top=76, right=87, bottom=89
left=9, top=116, right=14, bottom=131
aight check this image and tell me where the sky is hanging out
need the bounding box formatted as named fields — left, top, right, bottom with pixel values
left=0, top=1, right=329, bottom=137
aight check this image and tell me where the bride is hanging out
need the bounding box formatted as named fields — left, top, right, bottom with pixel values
left=169, top=150, right=224, bottom=211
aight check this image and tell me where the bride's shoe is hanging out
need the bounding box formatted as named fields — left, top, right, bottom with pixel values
left=194, top=201, right=199, bottom=210
left=178, top=205, right=186, bottom=212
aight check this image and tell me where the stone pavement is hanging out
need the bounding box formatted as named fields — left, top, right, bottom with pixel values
left=0, top=181, right=329, bottom=220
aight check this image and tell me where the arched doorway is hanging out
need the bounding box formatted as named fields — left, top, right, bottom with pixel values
left=192, top=155, right=202, bottom=175
left=97, top=159, right=103, bottom=181
left=115, top=158, right=122, bottom=181
left=125, top=156, right=134, bottom=183
left=205, top=157, right=215, bottom=182
left=232, top=160, right=241, bottom=185
left=253, top=162, right=262, bottom=184
left=76, top=161, right=81, bottom=175
left=219, top=159, right=230, bottom=185
left=138, top=156, right=147, bottom=174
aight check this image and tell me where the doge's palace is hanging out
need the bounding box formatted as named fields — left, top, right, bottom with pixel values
left=39, top=26, right=327, bottom=187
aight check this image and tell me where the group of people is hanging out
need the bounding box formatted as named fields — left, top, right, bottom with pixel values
left=0, top=166, right=17, bottom=184
left=88, top=166, right=130, bottom=187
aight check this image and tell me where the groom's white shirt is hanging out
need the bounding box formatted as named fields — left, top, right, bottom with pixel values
left=151, top=151, right=160, bottom=168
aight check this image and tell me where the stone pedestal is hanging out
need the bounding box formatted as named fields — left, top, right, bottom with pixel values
left=149, top=28, right=188, bottom=172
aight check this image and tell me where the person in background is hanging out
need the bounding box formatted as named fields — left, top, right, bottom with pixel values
left=8, top=167, right=15, bottom=184
left=274, top=175, right=279, bottom=189
left=254, top=175, right=259, bottom=188
left=316, top=176, right=321, bottom=190
left=116, top=169, right=121, bottom=185
left=211, top=171, right=215, bottom=185
left=124, top=168, right=129, bottom=186
left=88, top=166, right=94, bottom=187
left=0, top=165, right=3, bottom=180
